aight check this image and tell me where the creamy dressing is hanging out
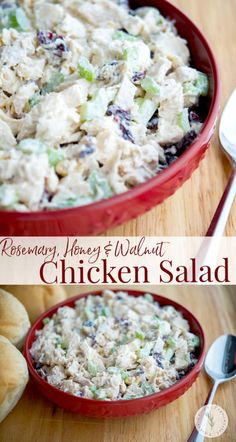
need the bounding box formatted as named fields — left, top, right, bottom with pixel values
left=30, top=290, right=200, bottom=401
left=0, top=1, right=208, bottom=211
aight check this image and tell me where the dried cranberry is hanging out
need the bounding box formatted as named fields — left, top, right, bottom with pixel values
left=79, top=145, right=96, bottom=159
left=37, top=30, right=68, bottom=57
left=148, top=117, right=159, bottom=130
left=153, top=352, right=164, bottom=368
left=164, top=130, right=197, bottom=161
left=176, top=362, right=195, bottom=380
left=35, top=362, right=43, bottom=370
left=136, top=367, right=145, bottom=375
left=132, top=71, right=146, bottom=83
left=150, top=50, right=155, bottom=59
left=189, top=110, right=200, bottom=122
left=176, top=130, right=197, bottom=152
left=118, top=27, right=129, bottom=34
left=120, top=121, right=135, bottom=143
left=190, top=352, right=197, bottom=360
left=1, top=2, right=14, bottom=9
left=107, top=104, right=131, bottom=121
left=37, top=30, right=53, bottom=45
left=116, top=0, right=129, bottom=8
left=107, top=105, right=135, bottom=143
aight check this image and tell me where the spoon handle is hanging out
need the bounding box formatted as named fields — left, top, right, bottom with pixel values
left=187, top=381, right=220, bottom=442
left=206, top=168, right=236, bottom=237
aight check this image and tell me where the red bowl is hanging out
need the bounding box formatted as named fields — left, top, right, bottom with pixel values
left=24, top=290, right=205, bottom=418
left=0, top=0, right=220, bottom=236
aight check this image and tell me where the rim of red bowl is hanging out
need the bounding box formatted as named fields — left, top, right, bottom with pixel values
left=0, top=0, right=221, bottom=220
left=24, top=290, right=206, bottom=407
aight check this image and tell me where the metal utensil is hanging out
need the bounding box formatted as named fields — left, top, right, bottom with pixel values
left=188, top=334, right=236, bottom=442
left=207, top=87, right=236, bottom=236
left=193, top=88, right=236, bottom=273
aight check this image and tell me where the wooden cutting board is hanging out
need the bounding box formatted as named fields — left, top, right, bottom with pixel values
left=105, top=0, right=236, bottom=237
left=0, top=285, right=235, bottom=442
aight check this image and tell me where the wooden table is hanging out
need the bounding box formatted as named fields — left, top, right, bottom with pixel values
left=0, top=285, right=235, bottom=442
left=104, top=0, right=236, bottom=237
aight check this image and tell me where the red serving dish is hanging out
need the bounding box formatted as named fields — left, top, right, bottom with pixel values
left=24, top=290, right=205, bottom=418
left=0, top=0, right=221, bottom=236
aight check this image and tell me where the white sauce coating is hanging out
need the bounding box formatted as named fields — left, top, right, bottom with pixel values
left=30, top=290, right=200, bottom=400
left=0, top=1, right=208, bottom=211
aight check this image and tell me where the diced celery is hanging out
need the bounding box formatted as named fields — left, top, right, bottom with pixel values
left=118, top=336, right=130, bottom=345
left=166, top=336, right=176, bottom=349
left=189, top=335, right=200, bottom=348
left=0, top=7, right=31, bottom=31
left=49, top=197, right=93, bottom=209
left=29, top=73, right=65, bottom=108
left=80, top=88, right=111, bottom=122
left=88, top=170, right=113, bottom=199
left=87, top=360, right=98, bottom=376
left=107, top=367, right=120, bottom=374
left=125, top=394, right=141, bottom=400
left=184, top=353, right=191, bottom=364
left=113, top=30, right=138, bottom=42
left=94, top=389, right=107, bottom=400
left=177, top=108, right=191, bottom=133
left=183, top=72, right=209, bottom=97
left=42, top=72, right=65, bottom=94
left=100, top=306, right=110, bottom=317
left=138, top=342, right=153, bottom=358
left=59, top=342, right=67, bottom=350
left=141, top=77, right=160, bottom=95
left=164, top=347, right=175, bottom=361
left=134, top=97, right=157, bottom=125
left=43, top=317, right=50, bottom=325
left=123, top=41, right=151, bottom=71
left=10, top=7, right=31, bottom=31
left=84, top=307, right=95, bottom=320
left=141, top=382, right=155, bottom=396
left=183, top=82, right=198, bottom=95
left=135, top=330, right=145, bottom=341
left=18, top=139, right=46, bottom=155
left=28, top=93, right=40, bottom=108
left=121, top=370, right=130, bottom=381
left=78, top=57, right=96, bottom=82
left=196, top=72, right=209, bottom=97
left=47, top=147, right=65, bottom=167
left=123, top=46, right=140, bottom=70
left=144, top=294, right=154, bottom=303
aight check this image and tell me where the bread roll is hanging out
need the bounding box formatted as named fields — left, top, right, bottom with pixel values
left=0, top=289, right=30, bottom=349
left=0, top=286, right=67, bottom=323
left=0, top=335, right=29, bottom=423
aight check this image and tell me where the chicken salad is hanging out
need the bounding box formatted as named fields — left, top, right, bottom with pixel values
left=30, top=290, right=200, bottom=401
left=0, top=0, right=209, bottom=211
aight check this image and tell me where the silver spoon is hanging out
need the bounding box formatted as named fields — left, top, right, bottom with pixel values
left=188, top=334, right=236, bottom=442
left=193, top=88, right=236, bottom=272
left=206, top=87, right=236, bottom=237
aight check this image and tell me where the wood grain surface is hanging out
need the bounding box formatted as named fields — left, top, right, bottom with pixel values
left=104, top=0, right=236, bottom=237
left=0, top=285, right=235, bottom=442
